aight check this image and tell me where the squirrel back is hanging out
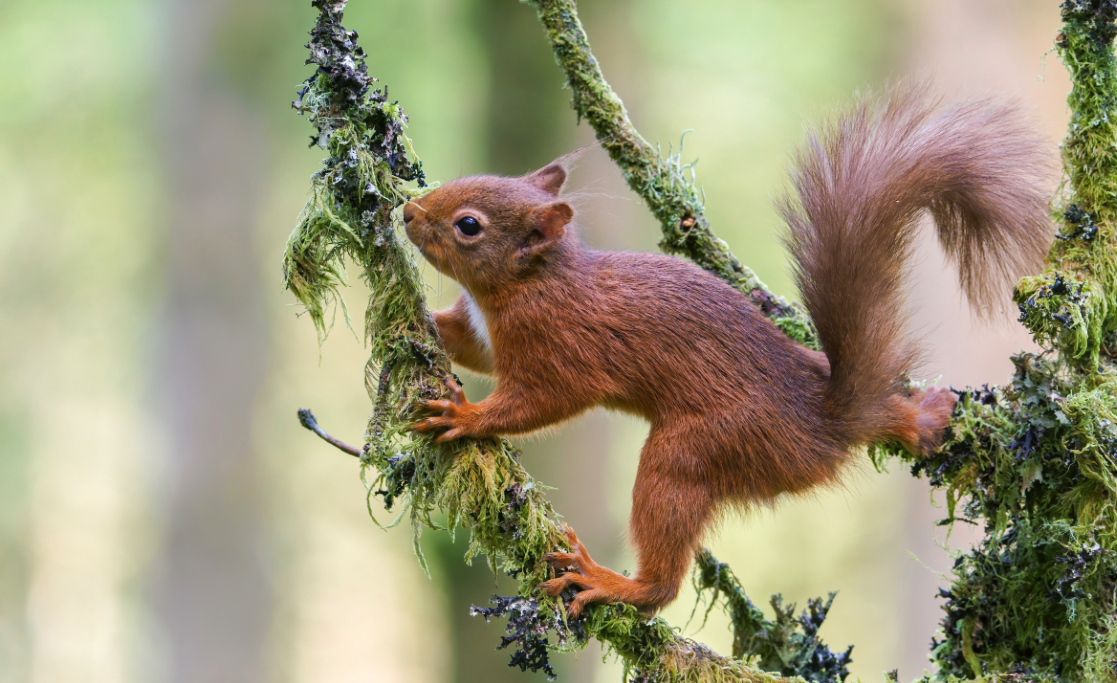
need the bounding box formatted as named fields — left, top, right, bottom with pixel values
left=781, top=81, right=1053, bottom=449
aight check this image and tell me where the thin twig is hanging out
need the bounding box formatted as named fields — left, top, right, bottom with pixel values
left=298, top=408, right=362, bottom=457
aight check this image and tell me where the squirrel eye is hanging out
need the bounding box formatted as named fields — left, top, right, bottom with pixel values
left=454, top=215, right=482, bottom=237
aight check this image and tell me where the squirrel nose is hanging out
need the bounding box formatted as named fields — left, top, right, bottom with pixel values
left=403, top=202, right=418, bottom=224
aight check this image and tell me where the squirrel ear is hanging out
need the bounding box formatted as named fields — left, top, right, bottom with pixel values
left=534, top=201, right=574, bottom=241
left=523, top=162, right=568, bottom=196
left=519, top=202, right=574, bottom=258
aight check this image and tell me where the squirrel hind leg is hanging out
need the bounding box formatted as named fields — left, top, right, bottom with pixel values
left=540, top=432, right=719, bottom=616
left=882, top=387, right=958, bottom=456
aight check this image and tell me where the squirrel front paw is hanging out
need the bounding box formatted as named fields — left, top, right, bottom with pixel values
left=412, top=378, right=481, bottom=443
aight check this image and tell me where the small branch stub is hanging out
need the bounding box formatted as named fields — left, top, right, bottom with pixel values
left=298, top=408, right=362, bottom=457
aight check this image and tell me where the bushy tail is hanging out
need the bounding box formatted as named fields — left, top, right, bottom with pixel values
left=781, top=81, right=1053, bottom=447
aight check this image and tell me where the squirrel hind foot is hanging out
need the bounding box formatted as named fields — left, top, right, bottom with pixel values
left=882, top=387, right=958, bottom=457
left=912, top=386, right=958, bottom=455
left=538, top=527, right=674, bottom=617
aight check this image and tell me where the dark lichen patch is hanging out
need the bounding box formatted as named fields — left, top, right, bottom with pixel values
left=471, top=594, right=585, bottom=680
left=1015, top=273, right=1104, bottom=367
left=693, top=551, right=852, bottom=683
left=1058, top=205, right=1099, bottom=243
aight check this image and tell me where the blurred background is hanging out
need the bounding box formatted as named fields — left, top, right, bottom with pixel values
left=0, top=0, right=1069, bottom=681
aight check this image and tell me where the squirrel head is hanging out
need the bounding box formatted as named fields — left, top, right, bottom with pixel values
left=403, top=161, right=576, bottom=298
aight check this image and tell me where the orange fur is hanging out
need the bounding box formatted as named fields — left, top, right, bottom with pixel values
left=404, top=83, right=1052, bottom=616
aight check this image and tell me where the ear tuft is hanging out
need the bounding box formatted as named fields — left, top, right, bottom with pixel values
left=523, top=161, right=568, bottom=196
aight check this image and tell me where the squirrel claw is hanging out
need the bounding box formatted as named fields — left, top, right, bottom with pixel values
left=537, top=526, right=619, bottom=617
left=434, top=428, right=465, bottom=443
left=418, top=399, right=455, bottom=414
left=443, top=377, right=468, bottom=405
left=543, top=551, right=581, bottom=569
left=538, top=573, right=577, bottom=598
left=409, top=379, right=480, bottom=442
left=567, top=588, right=609, bottom=618
left=411, top=416, right=448, bottom=432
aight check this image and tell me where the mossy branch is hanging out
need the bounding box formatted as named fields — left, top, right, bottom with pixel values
left=283, top=2, right=827, bottom=682
left=522, top=0, right=818, bottom=348
left=694, top=551, right=852, bottom=680
left=284, top=0, right=1117, bottom=681
left=866, top=3, right=1117, bottom=681
left=1015, top=2, right=1117, bottom=371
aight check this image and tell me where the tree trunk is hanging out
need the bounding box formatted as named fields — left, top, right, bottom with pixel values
left=154, top=1, right=270, bottom=681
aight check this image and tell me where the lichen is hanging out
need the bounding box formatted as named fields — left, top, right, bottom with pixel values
left=871, top=356, right=1117, bottom=681
left=694, top=551, right=853, bottom=682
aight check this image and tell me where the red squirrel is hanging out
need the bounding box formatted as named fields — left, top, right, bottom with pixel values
left=404, top=84, right=1052, bottom=617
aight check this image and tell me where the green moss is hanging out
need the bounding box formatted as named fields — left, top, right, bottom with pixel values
left=1016, top=2, right=1117, bottom=373
left=1015, top=273, right=1106, bottom=366
left=870, top=354, right=1117, bottom=681
left=693, top=551, right=853, bottom=681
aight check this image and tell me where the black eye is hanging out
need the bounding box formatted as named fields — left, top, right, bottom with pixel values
left=454, top=216, right=482, bottom=237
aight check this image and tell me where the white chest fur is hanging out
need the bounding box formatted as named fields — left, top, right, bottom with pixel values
left=463, top=292, right=492, bottom=351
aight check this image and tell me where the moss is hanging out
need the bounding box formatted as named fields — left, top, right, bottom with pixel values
left=1015, top=273, right=1106, bottom=366
left=870, top=355, right=1117, bottom=681
left=693, top=551, right=853, bottom=682
left=1016, top=1, right=1117, bottom=372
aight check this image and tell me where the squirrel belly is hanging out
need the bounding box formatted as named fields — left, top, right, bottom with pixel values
left=404, top=81, right=1053, bottom=616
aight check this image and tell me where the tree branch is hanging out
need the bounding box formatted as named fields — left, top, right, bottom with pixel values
left=866, top=4, right=1117, bottom=680
left=282, top=2, right=817, bottom=681
left=523, top=0, right=818, bottom=348
left=298, top=408, right=361, bottom=457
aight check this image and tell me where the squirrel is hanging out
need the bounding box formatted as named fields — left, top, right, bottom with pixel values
left=403, top=83, right=1053, bottom=617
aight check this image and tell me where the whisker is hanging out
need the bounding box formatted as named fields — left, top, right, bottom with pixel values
left=437, top=266, right=445, bottom=308
left=446, top=251, right=476, bottom=303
